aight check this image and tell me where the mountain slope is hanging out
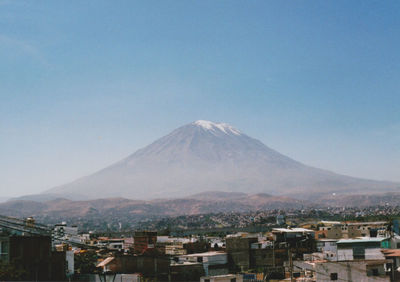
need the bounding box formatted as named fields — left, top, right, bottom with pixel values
left=46, top=120, right=399, bottom=200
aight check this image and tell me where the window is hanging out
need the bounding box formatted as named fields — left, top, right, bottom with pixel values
left=330, top=273, right=338, bottom=280
left=230, top=279, right=236, bottom=282
left=197, top=257, right=203, bottom=262
left=372, top=269, right=379, bottom=276
left=204, top=279, right=210, bottom=282
left=0, top=241, right=8, bottom=254
left=0, top=241, right=9, bottom=261
left=353, top=247, right=365, bottom=260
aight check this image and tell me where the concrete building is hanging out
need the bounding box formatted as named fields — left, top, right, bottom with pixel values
left=318, top=224, right=343, bottom=239
left=316, top=239, right=338, bottom=261
left=317, top=221, right=388, bottom=239
left=272, top=228, right=315, bottom=244
left=226, top=235, right=258, bottom=272
left=382, top=249, right=400, bottom=281
left=294, top=260, right=390, bottom=281
left=53, top=222, right=81, bottom=245
left=170, top=261, right=205, bottom=281
left=133, top=231, right=157, bottom=254
left=97, top=238, right=125, bottom=251
left=165, top=244, right=187, bottom=255
left=97, top=255, right=169, bottom=280
left=337, top=237, right=389, bottom=261
left=179, top=251, right=228, bottom=276
left=276, top=215, right=286, bottom=226
left=0, top=235, right=66, bottom=281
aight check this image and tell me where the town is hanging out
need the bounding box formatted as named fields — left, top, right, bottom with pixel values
left=2, top=207, right=400, bottom=281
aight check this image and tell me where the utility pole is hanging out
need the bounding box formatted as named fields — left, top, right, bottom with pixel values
left=288, top=247, right=294, bottom=282
left=272, top=242, right=275, bottom=268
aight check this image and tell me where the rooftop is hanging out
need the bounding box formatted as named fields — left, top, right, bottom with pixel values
left=316, top=239, right=339, bottom=242
left=97, top=257, right=115, bottom=267
left=346, top=221, right=387, bottom=226
left=171, top=261, right=202, bottom=266
left=272, top=228, right=314, bottom=233
left=337, top=237, right=388, bottom=244
left=182, top=251, right=227, bottom=257
left=382, top=249, right=400, bottom=257
left=201, top=274, right=238, bottom=278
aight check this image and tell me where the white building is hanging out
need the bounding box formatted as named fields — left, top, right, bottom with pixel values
left=294, top=260, right=389, bottom=281
left=200, top=274, right=243, bottom=282
left=336, top=237, right=389, bottom=261
left=316, top=239, right=338, bottom=261
left=179, top=251, right=228, bottom=276
left=66, top=250, right=74, bottom=277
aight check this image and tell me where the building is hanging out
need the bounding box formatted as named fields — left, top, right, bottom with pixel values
left=272, top=228, right=315, bottom=245
left=318, top=224, right=343, bottom=239
left=226, top=235, right=258, bottom=272
left=316, top=239, right=338, bottom=261
left=170, top=261, right=205, bottom=281
left=97, top=255, right=169, bottom=280
left=165, top=244, right=187, bottom=255
left=336, top=237, right=389, bottom=261
left=52, top=222, right=81, bottom=245
left=276, top=215, right=286, bottom=226
left=294, top=260, right=390, bottom=281
left=0, top=235, right=66, bottom=281
left=179, top=251, right=228, bottom=276
left=317, top=221, right=389, bottom=239
left=133, top=231, right=157, bottom=254
left=382, top=249, right=400, bottom=281
left=272, top=228, right=316, bottom=259
left=97, top=238, right=125, bottom=251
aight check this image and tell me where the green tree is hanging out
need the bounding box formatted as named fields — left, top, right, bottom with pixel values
left=74, top=250, right=100, bottom=274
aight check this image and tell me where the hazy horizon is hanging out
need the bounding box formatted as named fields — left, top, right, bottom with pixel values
left=1, top=1, right=400, bottom=197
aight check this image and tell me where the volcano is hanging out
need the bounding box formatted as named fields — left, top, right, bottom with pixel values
left=46, top=120, right=399, bottom=200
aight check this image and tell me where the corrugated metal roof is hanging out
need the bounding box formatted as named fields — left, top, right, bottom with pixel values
left=97, top=257, right=115, bottom=267
left=382, top=249, right=400, bottom=257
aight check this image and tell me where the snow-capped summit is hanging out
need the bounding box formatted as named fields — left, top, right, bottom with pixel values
left=193, top=120, right=241, bottom=135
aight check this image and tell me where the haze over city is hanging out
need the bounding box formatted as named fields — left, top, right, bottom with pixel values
left=1, top=1, right=399, bottom=198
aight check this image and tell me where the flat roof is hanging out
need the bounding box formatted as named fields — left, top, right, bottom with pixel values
left=346, top=221, right=387, bottom=225
left=337, top=237, right=388, bottom=244
left=171, top=261, right=201, bottom=266
left=201, top=274, right=237, bottom=278
left=273, top=228, right=314, bottom=233
left=182, top=251, right=226, bottom=257
left=320, top=221, right=342, bottom=225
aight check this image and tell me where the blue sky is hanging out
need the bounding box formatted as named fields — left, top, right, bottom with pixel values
left=1, top=1, right=399, bottom=197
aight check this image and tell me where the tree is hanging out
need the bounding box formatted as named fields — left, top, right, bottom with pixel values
left=74, top=250, right=100, bottom=274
